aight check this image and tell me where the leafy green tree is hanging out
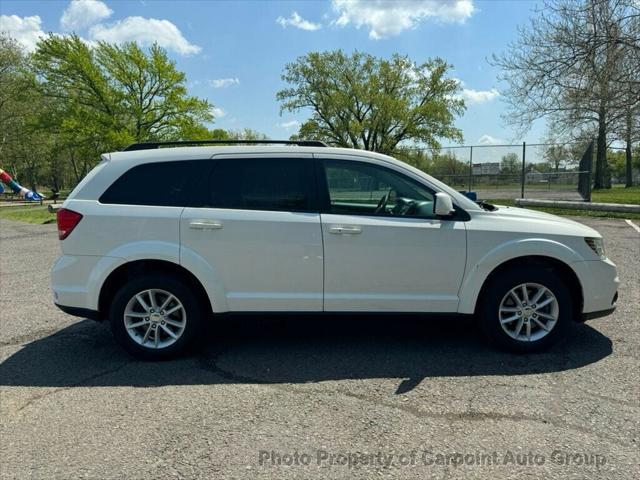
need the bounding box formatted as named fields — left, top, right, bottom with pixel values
left=32, top=35, right=213, bottom=148
left=608, top=148, right=640, bottom=181
left=228, top=128, right=268, bottom=140
left=544, top=144, right=570, bottom=173
left=277, top=50, right=465, bottom=154
left=0, top=35, right=54, bottom=190
left=500, top=152, right=520, bottom=174
left=96, top=42, right=212, bottom=141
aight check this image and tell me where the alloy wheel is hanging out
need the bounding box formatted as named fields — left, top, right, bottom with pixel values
left=498, top=283, right=559, bottom=342
left=123, top=289, right=187, bottom=349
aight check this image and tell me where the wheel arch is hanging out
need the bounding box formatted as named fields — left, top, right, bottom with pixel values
left=98, top=259, right=213, bottom=320
left=471, top=255, right=583, bottom=318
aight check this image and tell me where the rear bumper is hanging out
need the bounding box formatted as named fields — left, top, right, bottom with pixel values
left=51, top=254, right=124, bottom=311
left=54, top=303, right=101, bottom=321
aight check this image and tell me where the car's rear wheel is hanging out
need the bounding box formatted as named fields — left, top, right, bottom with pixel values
left=479, top=265, right=572, bottom=353
left=109, top=274, right=204, bottom=360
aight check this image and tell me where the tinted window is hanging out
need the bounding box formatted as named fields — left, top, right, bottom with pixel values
left=100, top=160, right=208, bottom=206
left=323, top=160, right=436, bottom=218
left=208, top=158, right=314, bottom=212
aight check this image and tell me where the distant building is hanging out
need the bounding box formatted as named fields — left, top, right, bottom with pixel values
left=472, top=162, right=500, bottom=175
left=526, top=171, right=546, bottom=183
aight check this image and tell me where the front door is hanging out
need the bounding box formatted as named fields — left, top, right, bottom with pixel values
left=318, top=157, right=467, bottom=312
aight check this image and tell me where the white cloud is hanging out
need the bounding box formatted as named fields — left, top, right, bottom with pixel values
left=210, top=78, right=240, bottom=88
left=276, top=12, right=321, bottom=31
left=211, top=107, right=226, bottom=118
left=61, top=0, right=113, bottom=31
left=89, top=16, right=201, bottom=55
left=332, top=0, right=475, bottom=39
left=279, top=120, right=301, bottom=130
left=0, top=15, right=46, bottom=52
left=478, top=135, right=504, bottom=145
left=461, top=87, right=499, bottom=105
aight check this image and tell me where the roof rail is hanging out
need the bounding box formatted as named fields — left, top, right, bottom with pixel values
left=122, top=139, right=328, bottom=151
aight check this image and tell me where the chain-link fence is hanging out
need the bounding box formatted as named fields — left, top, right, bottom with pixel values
left=399, top=142, right=594, bottom=202
left=607, top=145, right=640, bottom=187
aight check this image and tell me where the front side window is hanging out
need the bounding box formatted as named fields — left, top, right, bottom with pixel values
left=208, top=157, right=315, bottom=212
left=322, top=160, right=436, bottom=218
left=99, top=160, right=208, bottom=206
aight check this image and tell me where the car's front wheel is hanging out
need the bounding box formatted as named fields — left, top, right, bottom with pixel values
left=479, top=265, right=573, bottom=353
left=109, top=274, right=204, bottom=360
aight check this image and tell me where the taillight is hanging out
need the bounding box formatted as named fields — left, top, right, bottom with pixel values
left=56, top=208, right=83, bottom=240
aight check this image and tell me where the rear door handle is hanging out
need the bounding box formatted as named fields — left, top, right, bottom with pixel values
left=328, top=225, right=362, bottom=235
left=189, top=220, right=223, bottom=230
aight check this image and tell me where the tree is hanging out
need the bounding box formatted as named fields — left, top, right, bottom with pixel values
left=277, top=50, right=465, bottom=154
left=0, top=35, right=54, bottom=190
left=32, top=35, right=213, bottom=148
left=612, top=42, right=640, bottom=186
left=96, top=42, right=212, bottom=141
left=228, top=128, right=268, bottom=140
left=0, top=35, right=27, bottom=157
left=492, top=0, right=640, bottom=189
left=500, top=152, right=520, bottom=174
left=544, top=144, right=569, bottom=172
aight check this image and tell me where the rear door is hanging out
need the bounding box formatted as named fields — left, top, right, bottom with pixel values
left=180, top=154, right=323, bottom=312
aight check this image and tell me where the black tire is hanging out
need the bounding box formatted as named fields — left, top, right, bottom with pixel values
left=479, top=265, right=572, bottom=353
left=109, top=274, right=204, bottom=360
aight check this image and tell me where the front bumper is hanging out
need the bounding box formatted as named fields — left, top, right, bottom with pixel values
left=581, top=306, right=616, bottom=322
left=571, top=258, right=619, bottom=315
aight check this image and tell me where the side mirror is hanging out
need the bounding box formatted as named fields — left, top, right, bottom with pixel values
left=434, top=192, right=455, bottom=217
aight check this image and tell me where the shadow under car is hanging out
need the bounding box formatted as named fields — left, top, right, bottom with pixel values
left=0, top=314, right=612, bottom=394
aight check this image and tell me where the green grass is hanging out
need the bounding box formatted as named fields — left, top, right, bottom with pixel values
left=0, top=206, right=56, bottom=224
left=487, top=199, right=640, bottom=220
left=38, top=188, right=71, bottom=199
left=591, top=185, right=640, bottom=204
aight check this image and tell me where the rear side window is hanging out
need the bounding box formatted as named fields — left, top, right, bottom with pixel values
left=207, top=157, right=315, bottom=212
left=99, top=160, right=208, bottom=206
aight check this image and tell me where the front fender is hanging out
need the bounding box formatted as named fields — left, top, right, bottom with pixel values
left=457, top=238, right=583, bottom=314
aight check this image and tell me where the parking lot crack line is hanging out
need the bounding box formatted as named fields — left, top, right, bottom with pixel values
left=16, top=361, right=131, bottom=413
left=313, top=386, right=635, bottom=449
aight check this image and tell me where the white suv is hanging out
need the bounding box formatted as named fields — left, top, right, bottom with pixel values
left=51, top=140, right=619, bottom=359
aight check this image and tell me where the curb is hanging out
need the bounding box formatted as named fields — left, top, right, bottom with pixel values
left=515, top=199, right=640, bottom=214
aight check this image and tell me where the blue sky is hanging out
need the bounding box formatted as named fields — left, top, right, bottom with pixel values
left=1, top=0, right=547, bottom=146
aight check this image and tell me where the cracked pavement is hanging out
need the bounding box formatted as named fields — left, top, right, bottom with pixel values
left=1, top=216, right=639, bottom=479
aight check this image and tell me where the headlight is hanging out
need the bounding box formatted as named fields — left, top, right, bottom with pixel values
left=585, top=237, right=606, bottom=259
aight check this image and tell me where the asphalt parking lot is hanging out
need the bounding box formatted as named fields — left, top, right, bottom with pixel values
left=1, top=216, right=638, bottom=479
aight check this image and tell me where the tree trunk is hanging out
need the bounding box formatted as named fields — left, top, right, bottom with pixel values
left=625, top=110, right=633, bottom=188
left=593, top=107, right=609, bottom=189
left=625, top=142, right=633, bottom=188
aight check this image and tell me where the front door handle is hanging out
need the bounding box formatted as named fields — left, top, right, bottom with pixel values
left=189, top=220, right=223, bottom=230
left=328, top=225, right=362, bottom=235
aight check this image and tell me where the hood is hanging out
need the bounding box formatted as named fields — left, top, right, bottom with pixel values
left=486, top=205, right=600, bottom=237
